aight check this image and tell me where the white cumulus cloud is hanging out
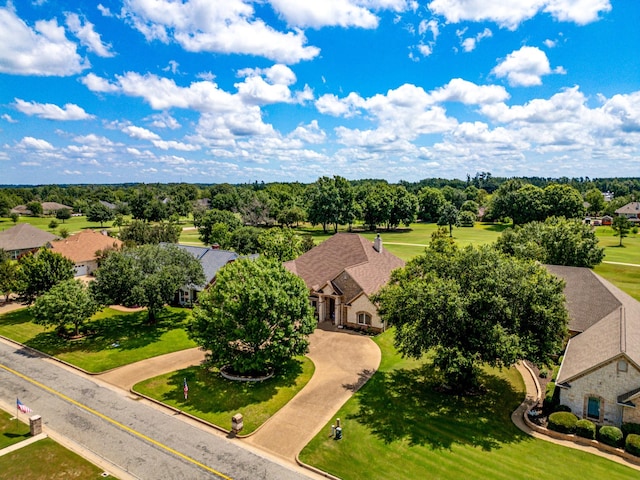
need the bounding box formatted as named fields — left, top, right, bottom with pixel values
left=0, top=7, right=87, bottom=75
left=14, top=98, right=94, bottom=120
left=65, top=12, right=115, bottom=57
left=428, top=0, right=610, bottom=29
left=17, top=136, right=55, bottom=150
left=492, top=46, right=560, bottom=87
left=122, top=0, right=319, bottom=64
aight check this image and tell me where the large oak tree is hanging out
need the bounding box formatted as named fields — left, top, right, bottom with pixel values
left=190, top=257, right=316, bottom=376
left=373, top=238, right=568, bottom=393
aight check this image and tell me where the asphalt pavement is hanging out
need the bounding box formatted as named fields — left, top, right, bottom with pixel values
left=0, top=338, right=312, bottom=480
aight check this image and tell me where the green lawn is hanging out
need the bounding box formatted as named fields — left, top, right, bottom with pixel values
left=133, top=357, right=314, bottom=434
left=595, top=226, right=640, bottom=265
left=0, top=409, right=31, bottom=449
left=299, top=330, right=638, bottom=480
left=0, top=307, right=196, bottom=373
left=0, top=437, right=110, bottom=479
left=0, top=215, right=114, bottom=235
left=594, top=262, right=640, bottom=301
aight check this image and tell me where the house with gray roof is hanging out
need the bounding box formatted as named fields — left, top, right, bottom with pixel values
left=0, top=223, right=58, bottom=259
left=284, top=233, right=404, bottom=332
left=169, top=244, right=247, bottom=305
left=552, top=265, right=640, bottom=426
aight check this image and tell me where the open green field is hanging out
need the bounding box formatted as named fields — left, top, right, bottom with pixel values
left=0, top=437, right=110, bottom=479
left=299, top=330, right=638, bottom=480
left=0, top=307, right=196, bottom=373
left=134, top=357, right=314, bottom=434
left=0, top=215, right=109, bottom=235
left=0, top=409, right=30, bottom=449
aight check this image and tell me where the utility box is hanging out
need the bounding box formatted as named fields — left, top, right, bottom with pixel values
left=335, top=426, right=342, bottom=440
left=231, top=413, right=244, bottom=434
left=29, top=415, right=42, bottom=436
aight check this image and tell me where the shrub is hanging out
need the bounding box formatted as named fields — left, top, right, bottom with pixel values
left=555, top=404, right=572, bottom=413
left=598, top=426, right=623, bottom=448
left=575, top=419, right=596, bottom=439
left=625, top=434, right=640, bottom=456
left=548, top=411, right=578, bottom=434
left=543, top=382, right=558, bottom=414
left=622, top=423, right=640, bottom=438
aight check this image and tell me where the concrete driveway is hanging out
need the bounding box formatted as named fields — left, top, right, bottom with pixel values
left=95, top=322, right=380, bottom=463
left=243, top=325, right=381, bottom=461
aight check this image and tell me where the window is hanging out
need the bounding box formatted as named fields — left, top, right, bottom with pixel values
left=587, top=396, right=601, bottom=420
left=618, top=360, right=628, bottom=373
left=357, top=312, right=372, bottom=326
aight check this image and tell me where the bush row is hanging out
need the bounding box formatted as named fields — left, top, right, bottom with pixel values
left=546, top=413, right=640, bottom=455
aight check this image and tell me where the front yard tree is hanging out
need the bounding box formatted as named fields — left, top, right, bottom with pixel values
left=18, top=249, right=74, bottom=303
left=373, top=240, right=568, bottom=393
left=612, top=216, right=632, bottom=246
left=32, top=279, right=100, bottom=337
left=0, top=257, right=19, bottom=302
left=257, top=227, right=307, bottom=262
left=191, top=257, right=316, bottom=376
left=91, top=244, right=205, bottom=323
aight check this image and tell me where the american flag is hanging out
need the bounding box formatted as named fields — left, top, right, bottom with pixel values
left=17, top=398, right=32, bottom=414
left=183, top=378, right=188, bottom=400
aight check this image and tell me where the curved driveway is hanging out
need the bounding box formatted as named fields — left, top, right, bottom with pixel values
left=96, top=324, right=381, bottom=463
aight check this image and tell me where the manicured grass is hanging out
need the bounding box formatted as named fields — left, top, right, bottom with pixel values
left=0, top=307, right=196, bottom=373
left=0, top=215, right=114, bottom=235
left=133, top=357, right=314, bottom=434
left=0, top=437, right=109, bottom=479
left=594, top=263, right=640, bottom=302
left=178, top=227, right=205, bottom=245
left=0, top=409, right=31, bottom=449
left=595, top=226, right=640, bottom=265
left=299, top=330, right=638, bottom=480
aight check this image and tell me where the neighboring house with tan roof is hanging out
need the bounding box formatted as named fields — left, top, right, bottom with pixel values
left=48, top=230, right=122, bottom=276
left=0, top=223, right=58, bottom=259
left=615, top=202, right=640, bottom=224
left=551, top=265, right=640, bottom=427
left=284, top=233, right=404, bottom=332
left=41, top=202, right=72, bottom=215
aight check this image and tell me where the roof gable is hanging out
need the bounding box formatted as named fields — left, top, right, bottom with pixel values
left=284, top=233, right=404, bottom=297
left=556, top=271, right=640, bottom=384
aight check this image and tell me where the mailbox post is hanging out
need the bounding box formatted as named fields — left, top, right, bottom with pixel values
left=231, top=413, right=244, bottom=434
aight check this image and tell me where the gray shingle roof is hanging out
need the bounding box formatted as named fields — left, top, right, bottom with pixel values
left=555, top=271, right=640, bottom=385
left=0, top=223, right=58, bottom=252
left=170, top=244, right=239, bottom=288
left=545, top=265, right=622, bottom=334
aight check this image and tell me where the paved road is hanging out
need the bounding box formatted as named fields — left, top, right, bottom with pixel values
left=0, top=339, right=312, bottom=480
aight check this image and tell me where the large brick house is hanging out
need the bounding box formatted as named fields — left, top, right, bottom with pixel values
left=284, top=233, right=404, bottom=332
left=551, top=265, right=640, bottom=426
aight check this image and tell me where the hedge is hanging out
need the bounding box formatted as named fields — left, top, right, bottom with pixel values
left=548, top=411, right=578, bottom=434
left=622, top=422, right=640, bottom=437
left=598, top=426, right=623, bottom=448
left=575, top=419, right=596, bottom=439
left=625, top=434, right=640, bottom=456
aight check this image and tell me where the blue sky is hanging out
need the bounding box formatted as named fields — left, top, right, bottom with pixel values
left=1, top=0, right=638, bottom=185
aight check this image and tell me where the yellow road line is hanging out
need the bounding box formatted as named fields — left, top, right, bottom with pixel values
left=0, top=363, right=232, bottom=480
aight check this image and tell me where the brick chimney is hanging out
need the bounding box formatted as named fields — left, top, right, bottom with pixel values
left=211, top=243, right=220, bottom=250
left=373, top=234, right=382, bottom=252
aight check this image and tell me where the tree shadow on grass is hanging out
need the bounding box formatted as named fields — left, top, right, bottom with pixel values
left=164, top=359, right=304, bottom=413
left=481, top=223, right=512, bottom=233
left=24, top=307, right=189, bottom=356
left=348, top=363, right=528, bottom=451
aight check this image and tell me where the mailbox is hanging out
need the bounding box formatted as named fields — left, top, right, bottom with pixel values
left=232, top=413, right=244, bottom=433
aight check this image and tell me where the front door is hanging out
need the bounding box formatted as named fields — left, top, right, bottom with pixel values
left=328, top=298, right=335, bottom=323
